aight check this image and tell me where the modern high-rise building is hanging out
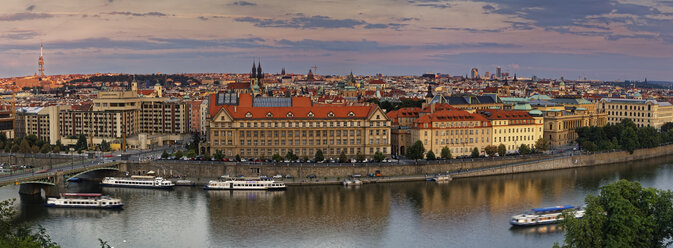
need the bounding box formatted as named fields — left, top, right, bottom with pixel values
left=471, top=68, right=479, bottom=79
left=496, top=66, right=502, bottom=79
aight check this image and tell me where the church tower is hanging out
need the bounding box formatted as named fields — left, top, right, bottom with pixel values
left=256, top=61, right=262, bottom=80
left=251, top=60, right=257, bottom=80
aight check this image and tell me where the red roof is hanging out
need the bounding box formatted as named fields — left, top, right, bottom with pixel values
left=226, top=82, right=250, bottom=90
left=368, top=79, right=385, bottom=85
left=477, top=109, right=534, bottom=120
left=413, top=109, right=491, bottom=128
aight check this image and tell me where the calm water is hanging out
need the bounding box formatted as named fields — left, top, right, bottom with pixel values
left=4, top=156, right=673, bottom=248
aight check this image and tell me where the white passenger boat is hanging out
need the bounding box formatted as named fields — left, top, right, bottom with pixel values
left=204, top=176, right=286, bottom=190
left=45, top=193, right=123, bottom=209
left=432, top=174, right=452, bottom=182
left=101, top=175, right=175, bottom=189
left=342, top=179, right=363, bottom=186
left=510, top=205, right=585, bottom=226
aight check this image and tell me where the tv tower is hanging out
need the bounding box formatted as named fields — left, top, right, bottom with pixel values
left=38, top=43, right=45, bottom=78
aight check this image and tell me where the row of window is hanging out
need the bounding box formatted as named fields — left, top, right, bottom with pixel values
left=233, top=147, right=388, bottom=156
left=214, top=120, right=389, bottom=128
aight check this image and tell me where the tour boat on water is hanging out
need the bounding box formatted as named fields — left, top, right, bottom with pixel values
left=510, top=205, right=585, bottom=226
left=342, top=178, right=363, bottom=186
left=45, top=193, right=123, bottom=209
left=101, top=175, right=175, bottom=189
left=432, top=174, right=452, bottom=182
left=204, top=176, right=286, bottom=190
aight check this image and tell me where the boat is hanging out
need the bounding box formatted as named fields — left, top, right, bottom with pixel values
left=175, top=179, right=195, bottom=186
left=101, top=175, right=175, bottom=189
left=510, top=205, right=585, bottom=226
left=342, top=178, right=363, bottom=186
left=45, top=193, right=123, bottom=209
left=35, top=168, right=49, bottom=174
left=204, top=176, right=286, bottom=190
left=432, top=174, right=452, bottom=182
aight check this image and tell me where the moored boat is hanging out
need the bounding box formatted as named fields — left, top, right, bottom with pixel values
left=101, top=175, right=175, bottom=189
left=204, top=176, right=286, bottom=190
left=510, top=205, right=584, bottom=226
left=432, top=174, right=452, bottom=182
left=342, top=178, right=363, bottom=186
left=45, top=193, right=123, bottom=209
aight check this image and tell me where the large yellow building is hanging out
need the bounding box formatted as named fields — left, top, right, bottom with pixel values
left=411, top=109, right=492, bottom=157
left=478, top=110, right=544, bottom=153
left=598, top=98, right=673, bottom=129
left=207, top=93, right=391, bottom=159
left=543, top=108, right=608, bottom=147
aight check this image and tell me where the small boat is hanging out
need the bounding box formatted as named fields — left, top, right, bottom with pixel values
left=432, top=174, right=452, bottom=182
left=342, top=179, right=363, bottom=186
left=510, top=205, right=585, bottom=226
left=45, top=193, right=123, bottom=209
left=175, top=179, right=195, bottom=186
left=101, top=175, right=175, bottom=189
left=204, top=176, right=286, bottom=190
left=35, top=168, right=49, bottom=174
left=67, top=177, right=81, bottom=182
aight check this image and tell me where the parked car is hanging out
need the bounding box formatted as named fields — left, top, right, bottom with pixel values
left=273, top=174, right=283, bottom=179
left=285, top=174, right=294, bottom=179
left=306, top=174, right=317, bottom=179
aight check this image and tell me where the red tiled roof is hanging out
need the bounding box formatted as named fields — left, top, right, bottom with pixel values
left=368, top=79, right=385, bottom=85
left=478, top=109, right=534, bottom=120
left=226, top=82, right=250, bottom=90
left=413, top=109, right=491, bottom=128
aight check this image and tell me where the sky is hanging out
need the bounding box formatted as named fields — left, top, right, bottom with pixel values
left=1, top=0, right=673, bottom=81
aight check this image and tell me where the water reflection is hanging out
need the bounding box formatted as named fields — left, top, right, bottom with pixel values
left=510, top=224, right=565, bottom=235
left=45, top=208, right=123, bottom=219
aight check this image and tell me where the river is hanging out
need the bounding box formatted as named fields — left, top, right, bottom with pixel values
left=3, top=155, right=673, bottom=248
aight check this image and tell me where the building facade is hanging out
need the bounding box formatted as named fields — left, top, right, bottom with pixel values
left=207, top=93, right=391, bottom=159
left=598, top=98, right=673, bottom=129
left=478, top=110, right=544, bottom=152
left=543, top=108, right=608, bottom=147
left=411, top=109, right=492, bottom=157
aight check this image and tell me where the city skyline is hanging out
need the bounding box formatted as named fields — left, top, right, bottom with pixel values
left=1, top=0, right=673, bottom=80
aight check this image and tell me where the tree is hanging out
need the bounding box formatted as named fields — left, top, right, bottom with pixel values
left=356, top=152, right=365, bottom=162
left=174, top=150, right=183, bottom=159
left=471, top=147, right=480, bottom=158
left=40, top=143, right=50, bottom=153
left=484, top=145, right=497, bottom=156
left=55, top=140, right=63, bottom=151
left=235, top=154, right=241, bottom=162
left=285, top=151, right=298, bottom=161
left=581, top=141, right=598, bottom=152
left=535, top=138, right=549, bottom=152
left=100, top=140, right=111, bottom=152
left=203, top=153, right=211, bottom=161
left=185, top=149, right=197, bottom=159
left=374, top=151, right=385, bottom=162
left=661, top=122, right=673, bottom=133
left=314, top=150, right=324, bottom=162
left=0, top=199, right=60, bottom=247
left=4, top=140, right=11, bottom=152
left=620, top=127, right=639, bottom=154
left=214, top=150, right=224, bottom=160
left=52, top=145, right=61, bottom=153
left=497, top=144, right=506, bottom=156
left=19, top=139, right=31, bottom=153
left=25, top=135, right=38, bottom=147
left=426, top=150, right=436, bottom=160
left=440, top=146, right=452, bottom=159
left=188, top=133, right=201, bottom=153
left=555, top=180, right=673, bottom=248
left=10, top=144, right=18, bottom=153
left=75, top=134, right=87, bottom=151
left=31, top=145, right=39, bottom=154
left=272, top=153, right=282, bottom=162
left=338, top=150, right=348, bottom=163
left=406, top=140, right=426, bottom=161
left=161, top=151, right=170, bottom=159
left=518, top=144, right=531, bottom=155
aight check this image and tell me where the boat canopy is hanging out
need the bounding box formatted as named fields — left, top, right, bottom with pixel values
left=62, top=193, right=102, bottom=197
left=531, top=205, right=575, bottom=213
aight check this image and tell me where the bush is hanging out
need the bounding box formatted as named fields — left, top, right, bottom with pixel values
left=440, top=146, right=452, bottom=159
left=426, top=150, right=436, bottom=160
left=471, top=147, right=480, bottom=158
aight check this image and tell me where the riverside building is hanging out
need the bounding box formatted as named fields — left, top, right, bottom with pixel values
left=478, top=109, right=544, bottom=153
left=206, top=93, right=391, bottom=159
left=598, top=98, right=673, bottom=129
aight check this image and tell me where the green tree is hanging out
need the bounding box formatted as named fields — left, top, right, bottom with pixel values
left=161, top=150, right=170, bottom=159
left=497, top=143, right=506, bottom=156
left=661, top=122, right=673, bottom=132
left=235, top=154, right=241, bottom=162
left=25, top=135, right=38, bottom=147
left=185, top=149, right=197, bottom=159
left=52, top=145, right=61, bottom=153
left=10, top=144, right=18, bottom=153
left=75, top=134, right=87, bottom=151
left=356, top=152, right=365, bottom=162
left=374, top=151, right=385, bottom=162
left=440, top=146, right=452, bottom=159
left=555, top=180, right=673, bottom=248
left=213, top=150, right=224, bottom=160
left=285, top=151, right=298, bottom=161
left=314, top=150, right=324, bottom=162
left=534, top=138, right=549, bottom=151
left=0, top=132, right=6, bottom=145
left=338, top=150, right=348, bottom=163
left=203, top=153, right=211, bottom=161
left=406, top=140, right=426, bottom=161
left=471, top=147, right=480, bottom=158
left=40, top=143, right=50, bottom=153
left=30, top=145, right=39, bottom=154
left=272, top=153, right=283, bottom=162
left=174, top=150, right=183, bottom=159
left=4, top=140, right=11, bottom=152
left=100, top=140, right=111, bottom=152
left=19, top=139, right=31, bottom=153
left=484, top=145, right=497, bottom=156
left=518, top=144, right=531, bottom=155
left=426, top=150, right=436, bottom=160
left=55, top=140, right=63, bottom=151
left=188, top=133, right=201, bottom=152
left=0, top=199, right=60, bottom=247
left=620, top=127, right=639, bottom=154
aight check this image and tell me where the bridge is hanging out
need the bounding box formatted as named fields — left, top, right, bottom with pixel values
left=0, top=162, right=124, bottom=197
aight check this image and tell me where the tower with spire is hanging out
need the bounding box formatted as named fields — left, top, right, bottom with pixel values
left=250, top=58, right=264, bottom=96
left=38, top=43, right=45, bottom=78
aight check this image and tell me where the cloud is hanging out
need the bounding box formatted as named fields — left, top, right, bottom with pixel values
left=276, top=39, right=409, bottom=51
left=0, top=12, right=52, bottom=21
left=107, top=11, right=168, bottom=17
left=234, top=15, right=366, bottom=29
left=431, top=27, right=503, bottom=33
left=0, top=37, right=269, bottom=51
left=26, top=5, right=35, bottom=11
left=422, top=42, right=522, bottom=50
left=1, top=30, right=39, bottom=40
left=482, top=4, right=495, bottom=12
left=364, top=23, right=407, bottom=30
left=232, top=1, right=256, bottom=6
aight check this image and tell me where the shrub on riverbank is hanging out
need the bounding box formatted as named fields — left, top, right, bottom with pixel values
left=576, top=119, right=673, bottom=154
left=0, top=199, right=60, bottom=248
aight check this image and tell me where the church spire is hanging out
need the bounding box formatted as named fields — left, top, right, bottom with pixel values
left=251, top=59, right=257, bottom=79
left=257, top=59, right=262, bottom=79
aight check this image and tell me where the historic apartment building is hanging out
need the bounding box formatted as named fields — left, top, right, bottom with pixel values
left=207, top=93, right=391, bottom=159
left=598, top=98, right=673, bottom=129
left=478, top=109, right=544, bottom=152
left=410, top=109, right=492, bottom=157
left=17, top=91, right=190, bottom=149
left=543, top=107, right=608, bottom=147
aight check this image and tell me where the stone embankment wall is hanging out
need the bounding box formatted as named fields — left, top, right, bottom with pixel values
left=0, top=154, right=73, bottom=167
left=122, top=144, right=673, bottom=180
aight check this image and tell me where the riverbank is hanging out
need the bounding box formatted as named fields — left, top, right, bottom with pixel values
left=121, top=143, right=673, bottom=186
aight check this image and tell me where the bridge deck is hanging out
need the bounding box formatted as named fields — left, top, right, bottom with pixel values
left=0, top=162, right=121, bottom=187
